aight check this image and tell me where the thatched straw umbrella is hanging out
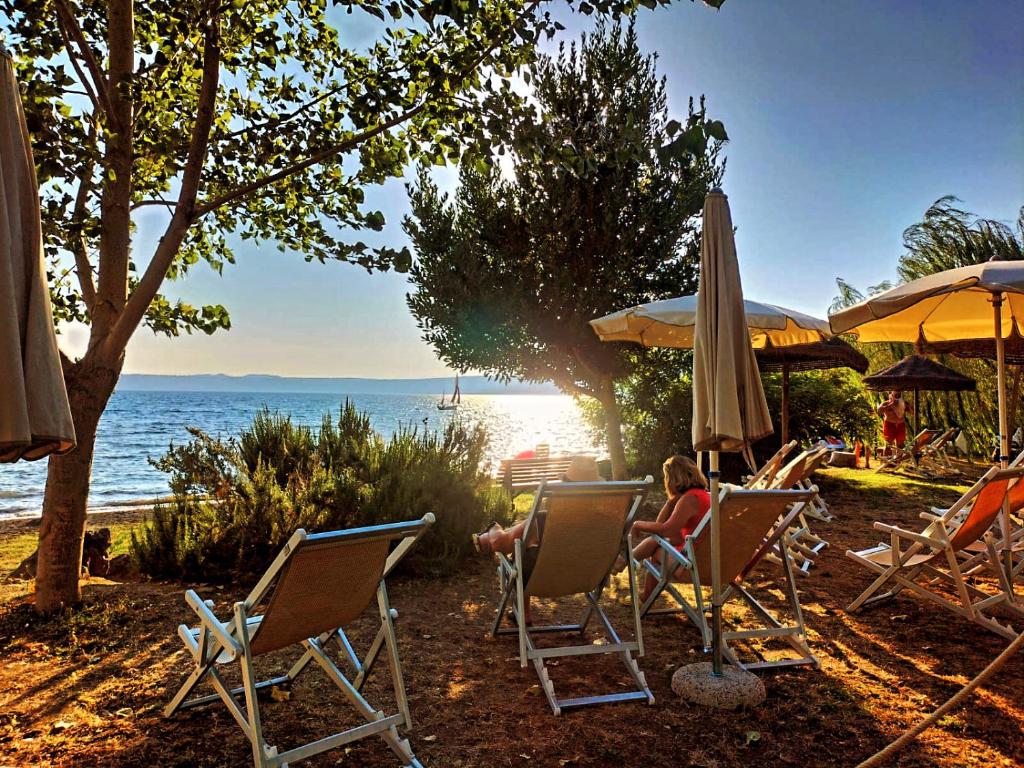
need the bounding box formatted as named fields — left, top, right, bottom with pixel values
left=861, top=354, right=976, bottom=435
left=755, top=338, right=868, bottom=444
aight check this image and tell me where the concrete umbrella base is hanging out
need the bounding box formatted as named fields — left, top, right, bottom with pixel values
left=671, top=662, right=766, bottom=709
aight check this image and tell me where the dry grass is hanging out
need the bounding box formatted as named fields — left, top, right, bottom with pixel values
left=0, top=466, right=1022, bottom=768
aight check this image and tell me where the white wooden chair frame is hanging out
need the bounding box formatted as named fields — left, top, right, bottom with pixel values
left=762, top=449, right=831, bottom=574
left=164, top=516, right=434, bottom=768
left=638, top=487, right=820, bottom=671
left=743, top=440, right=798, bottom=490
left=875, top=428, right=940, bottom=474
left=846, top=466, right=1024, bottom=639
left=918, top=427, right=959, bottom=474
left=490, top=478, right=654, bottom=715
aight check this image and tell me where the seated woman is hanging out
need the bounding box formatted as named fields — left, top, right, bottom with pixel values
left=472, top=455, right=601, bottom=623
left=472, top=454, right=602, bottom=556
left=618, top=454, right=711, bottom=604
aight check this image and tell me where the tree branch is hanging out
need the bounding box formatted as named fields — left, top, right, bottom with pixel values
left=53, top=0, right=115, bottom=124
left=195, top=103, right=424, bottom=216
left=196, top=0, right=543, bottom=218
left=70, top=150, right=97, bottom=312
left=103, top=14, right=222, bottom=357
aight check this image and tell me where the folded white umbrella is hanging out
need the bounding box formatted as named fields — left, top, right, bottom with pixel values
left=0, top=47, right=75, bottom=462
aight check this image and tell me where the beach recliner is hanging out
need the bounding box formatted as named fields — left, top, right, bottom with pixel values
left=638, top=487, right=820, bottom=671
left=918, top=427, right=960, bottom=474
left=875, top=428, right=940, bottom=473
left=846, top=465, right=1024, bottom=639
left=763, top=448, right=832, bottom=573
left=490, top=478, right=654, bottom=715
left=164, top=515, right=434, bottom=768
left=744, top=440, right=798, bottom=490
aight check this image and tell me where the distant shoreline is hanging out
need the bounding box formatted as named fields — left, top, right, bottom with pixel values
left=0, top=498, right=161, bottom=535
left=117, top=373, right=561, bottom=396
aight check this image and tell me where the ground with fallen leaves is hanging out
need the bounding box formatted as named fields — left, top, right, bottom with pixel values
left=1, top=466, right=1022, bottom=768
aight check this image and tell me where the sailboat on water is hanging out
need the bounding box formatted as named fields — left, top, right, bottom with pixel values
left=437, top=374, right=461, bottom=411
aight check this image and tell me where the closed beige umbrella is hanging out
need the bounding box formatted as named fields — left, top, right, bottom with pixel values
left=691, top=189, right=773, bottom=686
left=0, top=47, right=75, bottom=462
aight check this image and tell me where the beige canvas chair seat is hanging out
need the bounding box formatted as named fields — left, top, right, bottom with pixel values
left=164, top=516, right=434, bottom=768
left=847, top=465, right=1024, bottom=639
left=491, top=478, right=654, bottom=715
left=638, top=487, right=819, bottom=671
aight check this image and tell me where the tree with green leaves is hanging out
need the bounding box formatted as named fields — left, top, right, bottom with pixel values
left=405, top=22, right=725, bottom=479
left=4, top=0, right=726, bottom=612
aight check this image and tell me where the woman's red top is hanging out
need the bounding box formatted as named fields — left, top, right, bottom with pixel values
left=675, top=487, right=712, bottom=543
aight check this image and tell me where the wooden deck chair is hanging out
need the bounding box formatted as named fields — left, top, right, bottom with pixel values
left=951, top=454, right=1024, bottom=580
left=491, top=478, right=654, bottom=715
left=918, top=427, right=959, bottom=474
left=846, top=466, right=1024, bottom=639
left=638, top=487, right=819, bottom=670
left=765, top=449, right=831, bottom=573
left=875, top=428, right=940, bottom=473
left=744, top=440, right=798, bottom=490
left=164, top=515, right=434, bottom=768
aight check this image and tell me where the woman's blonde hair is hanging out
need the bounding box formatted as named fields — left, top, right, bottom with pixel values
left=662, top=455, right=707, bottom=498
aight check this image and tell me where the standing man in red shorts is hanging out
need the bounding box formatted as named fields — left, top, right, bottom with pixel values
left=877, top=389, right=911, bottom=457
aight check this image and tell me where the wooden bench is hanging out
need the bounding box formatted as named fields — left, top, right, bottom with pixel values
left=494, top=454, right=595, bottom=496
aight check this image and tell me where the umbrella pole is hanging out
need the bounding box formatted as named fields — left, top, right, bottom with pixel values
left=709, top=450, right=723, bottom=676
left=994, top=294, right=1012, bottom=582
left=781, top=367, right=790, bottom=447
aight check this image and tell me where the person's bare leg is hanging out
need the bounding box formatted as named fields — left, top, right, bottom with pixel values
left=476, top=519, right=528, bottom=555
left=639, top=547, right=665, bottom=603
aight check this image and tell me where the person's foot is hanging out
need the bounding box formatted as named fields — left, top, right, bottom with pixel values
left=612, top=554, right=628, bottom=574
left=472, top=522, right=503, bottom=554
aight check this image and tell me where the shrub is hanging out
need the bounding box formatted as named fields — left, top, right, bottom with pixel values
left=132, top=402, right=513, bottom=582
left=582, top=356, right=881, bottom=480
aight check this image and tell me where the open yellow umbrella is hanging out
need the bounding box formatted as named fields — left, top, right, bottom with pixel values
left=830, top=259, right=1024, bottom=575
left=591, top=294, right=830, bottom=349
left=0, top=45, right=75, bottom=462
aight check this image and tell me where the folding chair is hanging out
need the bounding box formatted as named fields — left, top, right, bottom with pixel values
left=491, top=478, right=654, bottom=715
left=918, top=427, right=959, bottom=474
left=875, top=428, right=940, bottom=474
left=846, top=466, right=1024, bottom=639
left=764, top=449, right=831, bottom=574
left=164, top=515, right=434, bottom=768
left=638, top=487, right=819, bottom=670
left=744, top=440, right=798, bottom=490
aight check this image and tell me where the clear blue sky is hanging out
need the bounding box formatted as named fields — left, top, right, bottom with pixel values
left=93, top=0, right=1023, bottom=378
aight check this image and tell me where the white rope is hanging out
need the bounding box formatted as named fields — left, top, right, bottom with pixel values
left=855, top=630, right=1024, bottom=768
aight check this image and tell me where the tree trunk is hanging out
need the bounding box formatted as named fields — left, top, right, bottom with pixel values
left=599, top=377, right=628, bottom=480
left=34, top=358, right=121, bottom=612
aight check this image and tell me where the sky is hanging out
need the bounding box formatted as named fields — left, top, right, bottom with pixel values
left=68, top=0, right=1024, bottom=379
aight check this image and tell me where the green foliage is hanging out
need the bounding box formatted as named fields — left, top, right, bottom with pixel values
left=132, top=402, right=513, bottom=582
left=760, top=370, right=879, bottom=447
left=833, top=197, right=1024, bottom=454
left=2, top=0, right=721, bottom=337
left=581, top=356, right=879, bottom=477
left=404, top=21, right=725, bottom=400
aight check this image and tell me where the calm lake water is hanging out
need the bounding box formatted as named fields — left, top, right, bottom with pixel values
left=0, top=391, right=597, bottom=518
